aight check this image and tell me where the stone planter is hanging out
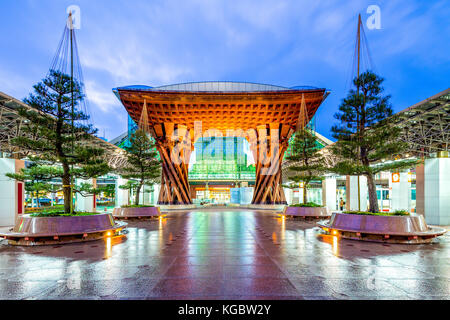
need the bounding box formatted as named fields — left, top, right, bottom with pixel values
left=317, top=212, right=446, bottom=244
left=158, top=204, right=198, bottom=212
left=0, top=213, right=127, bottom=246
left=112, top=206, right=161, bottom=219
left=283, top=206, right=330, bottom=218
left=245, top=204, right=286, bottom=212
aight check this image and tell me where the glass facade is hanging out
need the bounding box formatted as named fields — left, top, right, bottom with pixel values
left=189, top=136, right=256, bottom=181
left=115, top=81, right=321, bottom=93
left=120, top=115, right=323, bottom=183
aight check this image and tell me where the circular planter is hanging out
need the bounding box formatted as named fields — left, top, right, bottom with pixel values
left=245, top=204, right=286, bottom=212
left=317, top=212, right=446, bottom=244
left=158, top=204, right=198, bottom=212
left=0, top=213, right=127, bottom=246
left=283, top=206, right=330, bottom=219
left=112, top=206, right=161, bottom=219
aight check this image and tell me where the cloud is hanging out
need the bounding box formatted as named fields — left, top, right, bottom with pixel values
left=0, top=68, right=34, bottom=99
left=80, top=36, right=192, bottom=85
left=84, top=80, right=118, bottom=113
left=1, top=0, right=448, bottom=141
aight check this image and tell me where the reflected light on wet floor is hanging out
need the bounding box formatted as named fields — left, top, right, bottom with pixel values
left=0, top=209, right=448, bottom=300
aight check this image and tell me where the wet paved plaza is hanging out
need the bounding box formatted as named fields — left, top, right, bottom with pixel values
left=0, top=209, right=448, bottom=300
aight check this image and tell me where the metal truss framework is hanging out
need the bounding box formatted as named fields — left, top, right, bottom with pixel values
left=392, top=88, right=450, bottom=157
left=0, top=91, right=129, bottom=170
left=282, top=88, right=450, bottom=182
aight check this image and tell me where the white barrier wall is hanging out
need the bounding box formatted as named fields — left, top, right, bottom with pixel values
left=424, top=157, right=450, bottom=225
left=284, top=188, right=293, bottom=205
left=415, top=164, right=425, bottom=216
left=75, top=178, right=96, bottom=212
left=152, top=184, right=160, bottom=205
left=346, top=175, right=368, bottom=211
left=138, top=185, right=151, bottom=205
left=390, top=172, right=412, bottom=212
left=297, top=188, right=304, bottom=204
left=239, top=187, right=253, bottom=204
left=115, top=177, right=129, bottom=207
left=322, top=177, right=337, bottom=212
left=0, top=158, right=25, bottom=226
left=291, top=188, right=300, bottom=205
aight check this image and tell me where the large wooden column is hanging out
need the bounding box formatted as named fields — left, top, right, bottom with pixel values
left=153, top=123, right=193, bottom=205
left=250, top=124, right=294, bottom=204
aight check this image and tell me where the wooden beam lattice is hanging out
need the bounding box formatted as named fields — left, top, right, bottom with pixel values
left=154, top=123, right=192, bottom=205
left=251, top=123, right=294, bottom=204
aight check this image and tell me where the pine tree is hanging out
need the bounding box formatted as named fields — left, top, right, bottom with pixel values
left=10, top=70, right=110, bottom=213
left=331, top=71, right=417, bottom=213
left=101, top=184, right=116, bottom=199
left=285, top=128, right=325, bottom=204
left=120, top=129, right=160, bottom=206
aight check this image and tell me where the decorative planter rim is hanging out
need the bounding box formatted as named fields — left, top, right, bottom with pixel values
left=159, top=204, right=198, bottom=211
left=0, top=213, right=126, bottom=237
left=18, top=212, right=106, bottom=219
left=288, top=205, right=325, bottom=208
left=284, top=206, right=330, bottom=217
left=319, top=212, right=446, bottom=236
left=113, top=206, right=161, bottom=217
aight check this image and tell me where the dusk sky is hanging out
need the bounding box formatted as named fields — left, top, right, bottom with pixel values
left=0, top=0, right=448, bottom=141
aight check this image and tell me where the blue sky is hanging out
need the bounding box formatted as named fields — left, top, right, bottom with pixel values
left=0, top=0, right=449, bottom=141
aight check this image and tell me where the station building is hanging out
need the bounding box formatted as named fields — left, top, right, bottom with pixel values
left=0, top=86, right=448, bottom=226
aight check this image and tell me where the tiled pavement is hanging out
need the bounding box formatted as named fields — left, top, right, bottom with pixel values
left=0, top=209, right=448, bottom=300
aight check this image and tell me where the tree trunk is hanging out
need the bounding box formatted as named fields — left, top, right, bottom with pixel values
left=135, top=182, right=143, bottom=206
left=62, top=162, right=71, bottom=213
left=303, top=183, right=308, bottom=204
left=366, top=173, right=379, bottom=213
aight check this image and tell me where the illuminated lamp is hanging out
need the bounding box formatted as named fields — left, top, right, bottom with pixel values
left=392, top=172, right=400, bottom=183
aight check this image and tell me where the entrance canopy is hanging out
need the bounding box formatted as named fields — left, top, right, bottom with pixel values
left=113, top=81, right=328, bottom=136
left=114, top=81, right=329, bottom=205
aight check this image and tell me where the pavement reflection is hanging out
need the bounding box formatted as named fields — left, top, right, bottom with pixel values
left=0, top=208, right=448, bottom=300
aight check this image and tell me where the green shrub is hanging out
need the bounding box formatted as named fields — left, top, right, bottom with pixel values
left=342, top=210, right=410, bottom=217
left=290, top=202, right=323, bottom=208
left=25, top=205, right=64, bottom=213
left=121, top=204, right=154, bottom=208
left=30, top=211, right=100, bottom=217
left=393, top=209, right=410, bottom=216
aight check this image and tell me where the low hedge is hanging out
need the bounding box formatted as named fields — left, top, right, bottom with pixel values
left=121, top=204, right=154, bottom=208
left=342, top=210, right=410, bottom=216
left=25, top=205, right=64, bottom=213
left=30, top=211, right=100, bottom=217
left=289, top=202, right=323, bottom=208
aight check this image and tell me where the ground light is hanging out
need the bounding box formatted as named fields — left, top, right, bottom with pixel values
left=317, top=212, right=446, bottom=244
